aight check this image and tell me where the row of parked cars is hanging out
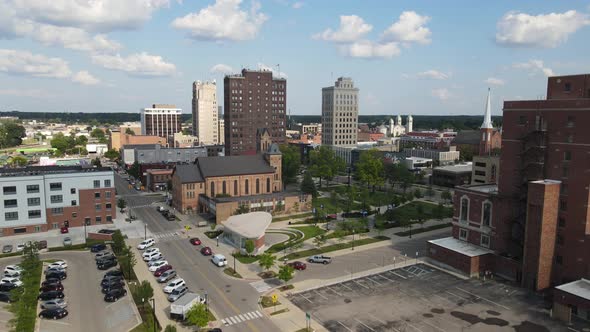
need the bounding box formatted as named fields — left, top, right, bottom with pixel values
left=93, top=244, right=129, bottom=302
left=156, top=206, right=176, bottom=221
left=38, top=261, right=69, bottom=320
left=2, top=240, right=48, bottom=254
left=137, top=238, right=190, bottom=302
left=0, top=264, right=25, bottom=303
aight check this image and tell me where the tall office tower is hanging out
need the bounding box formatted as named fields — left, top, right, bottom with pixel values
left=140, top=104, right=182, bottom=138
left=321, top=77, right=359, bottom=146
left=224, top=69, right=286, bottom=155
left=192, top=81, right=218, bottom=145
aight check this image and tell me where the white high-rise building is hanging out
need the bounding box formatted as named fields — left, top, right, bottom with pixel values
left=192, top=81, right=218, bottom=146
left=321, top=77, right=359, bottom=146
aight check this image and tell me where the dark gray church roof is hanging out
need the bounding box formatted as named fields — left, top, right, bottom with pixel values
left=173, top=155, right=275, bottom=183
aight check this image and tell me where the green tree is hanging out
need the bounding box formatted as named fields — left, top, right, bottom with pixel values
left=309, top=146, right=345, bottom=187
left=441, top=190, right=452, bottom=204
left=117, top=198, right=127, bottom=212
left=92, top=157, right=102, bottom=167
left=75, top=135, right=88, bottom=146
left=434, top=203, right=446, bottom=221
left=355, top=149, right=385, bottom=192
left=136, top=280, right=154, bottom=302
left=279, top=144, right=301, bottom=189
left=312, top=234, right=327, bottom=249
left=426, top=186, right=435, bottom=198
left=111, top=230, right=126, bottom=255
left=416, top=204, right=426, bottom=229
left=300, top=171, right=317, bottom=197
left=104, top=149, right=119, bottom=161
left=244, top=239, right=255, bottom=256
left=235, top=204, right=250, bottom=215
left=344, top=185, right=358, bottom=213
left=119, top=246, right=137, bottom=281
left=0, top=121, right=26, bottom=148
left=7, top=155, right=28, bottom=167
left=128, top=161, right=140, bottom=179
left=414, top=188, right=423, bottom=199
left=90, top=128, right=106, bottom=140
left=359, top=187, right=370, bottom=211
left=185, top=303, right=209, bottom=327
left=50, top=132, right=76, bottom=153
left=258, top=252, right=276, bottom=271
left=278, top=265, right=294, bottom=284
left=164, top=325, right=177, bottom=332
left=125, top=127, right=136, bottom=135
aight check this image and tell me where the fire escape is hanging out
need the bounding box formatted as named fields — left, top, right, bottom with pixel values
left=510, top=115, right=548, bottom=255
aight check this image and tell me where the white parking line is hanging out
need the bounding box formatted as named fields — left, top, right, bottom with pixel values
left=326, top=286, right=343, bottom=296
left=390, top=271, right=408, bottom=279
left=368, top=276, right=383, bottom=285
left=367, top=313, right=386, bottom=325
left=354, top=280, right=369, bottom=289
left=445, top=291, right=473, bottom=303
left=299, top=293, right=313, bottom=303
left=406, top=322, right=425, bottom=332
left=455, top=287, right=510, bottom=310
left=337, top=321, right=353, bottom=332
left=354, top=318, right=376, bottom=332
left=314, top=290, right=329, bottom=300
left=42, top=320, right=71, bottom=326
left=422, top=320, right=447, bottom=332
left=378, top=274, right=395, bottom=283
left=340, top=283, right=353, bottom=291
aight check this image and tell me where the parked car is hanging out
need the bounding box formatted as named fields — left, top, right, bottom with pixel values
left=38, top=291, right=65, bottom=300
left=90, top=243, right=107, bottom=252
left=163, top=278, right=186, bottom=294
left=38, top=308, right=68, bottom=319
left=137, top=238, right=155, bottom=250
left=101, top=275, right=123, bottom=286
left=39, top=284, right=64, bottom=292
left=189, top=238, right=201, bottom=246
left=4, top=265, right=22, bottom=276
left=101, top=282, right=125, bottom=294
left=45, top=271, right=67, bottom=280
left=167, top=285, right=189, bottom=302
left=143, top=252, right=163, bottom=262
left=211, top=254, right=227, bottom=267
left=200, top=247, right=212, bottom=256
left=206, top=329, right=222, bottom=332
left=95, top=251, right=114, bottom=260
left=148, top=260, right=169, bottom=272
left=1, top=277, right=22, bottom=287
left=98, top=229, right=116, bottom=234
left=97, top=259, right=117, bottom=270
left=63, top=237, right=72, bottom=246
left=48, top=261, right=67, bottom=269
left=40, top=298, right=67, bottom=310
left=60, top=227, right=69, bottom=234
left=157, top=270, right=177, bottom=283
left=153, top=265, right=173, bottom=277
left=45, top=267, right=66, bottom=275
left=96, top=256, right=117, bottom=266
left=37, top=240, right=48, bottom=249
left=41, top=279, right=62, bottom=287
left=166, top=214, right=176, bottom=221
left=104, top=269, right=124, bottom=278
left=104, top=288, right=127, bottom=302
left=2, top=245, right=13, bottom=253
left=0, top=283, right=18, bottom=292
left=307, top=255, right=332, bottom=264
left=287, top=261, right=307, bottom=271
left=142, top=247, right=160, bottom=258
left=15, top=244, right=25, bottom=252
left=0, top=292, right=14, bottom=303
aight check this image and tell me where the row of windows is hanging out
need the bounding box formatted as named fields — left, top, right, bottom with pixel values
left=209, top=178, right=271, bottom=197
left=459, top=197, right=492, bottom=227
left=2, top=180, right=111, bottom=195
left=458, top=228, right=490, bottom=248
left=4, top=210, right=42, bottom=220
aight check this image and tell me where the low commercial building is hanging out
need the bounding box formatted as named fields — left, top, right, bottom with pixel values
left=121, top=144, right=208, bottom=165
left=552, top=279, right=590, bottom=323
left=404, top=146, right=460, bottom=165
left=222, top=212, right=272, bottom=254
left=403, top=157, right=432, bottom=170
left=173, top=132, right=199, bottom=148
left=146, top=169, right=174, bottom=192
left=109, top=131, right=166, bottom=151
left=431, top=164, right=473, bottom=187
left=471, top=155, right=500, bottom=184
left=0, top=166, right=116, bottom=236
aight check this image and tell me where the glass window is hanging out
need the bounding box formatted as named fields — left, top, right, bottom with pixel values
left=460, top=197, right=469, bottom=222
left=256, top=178, right=260, bottom=194
left=482, top=201, right=492, bottom=227
left=34, top=226, right=41, bottom=232
left=5, top=212, right=18, bottom=221
left=4, top=199, right=17, bottom=208
left=71, top=200, right=77, bottom=206
left=27, top=185, right=39, bottom=193
left=50, top=195, right=63, bottom=203
left=50, top=183, right=62, bottom=191
left=93, top=180, right=100, bottom=188
left=104, top=180, right=111, bottom=187
left=106, top=215, right=112, bottom=222
left=459, top=228, right=468, bottom=240
left=481, top=235, right=490, bottom=248
left=245, top=179, right=249, bottom=195
left=563, top=151, right=571, bottom=161
left=106, top=203, right=112, bottom=210
left=210, top=182, right=215, bottom=197
left=85, top=217, right=91, bottom=225
left=95, top=192, right=101, bottom=199
left=52, top=223, right=59, bottom=229
left=96, top=216, right=102, bottom=223
left=72, top=212, right=77, bottom=218
left=105, top=191, right=111, bottom=199
left=71, top=188, right=76, bottom=194
left=28, top=210, right=41, bottom=218
left=51, top=207, right=63, bottom=215
left=3, top=186, right=16, bottom=195
left=95, top=204, right=101, bottom=211
left=27, top=197, right=40, bottom=206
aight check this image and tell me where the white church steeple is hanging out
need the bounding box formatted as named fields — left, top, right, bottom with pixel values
left=481, top=88, right=493, bottom=129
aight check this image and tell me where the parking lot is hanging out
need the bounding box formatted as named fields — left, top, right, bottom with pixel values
left=290, top=263, right=569, bottom=332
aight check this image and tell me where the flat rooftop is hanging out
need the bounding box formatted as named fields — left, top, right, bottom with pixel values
left=555, top=279, right=590, bottom=301
left=429, top=237, right=493, bottom=257
left=434, top=164, right=473, bottom=173
left=460, top=183, right=498, bottom=193
left=0, top=165, right=112, bottom=177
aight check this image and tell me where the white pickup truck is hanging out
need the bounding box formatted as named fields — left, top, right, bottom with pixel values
left=307, top=255, right=332, bottom=264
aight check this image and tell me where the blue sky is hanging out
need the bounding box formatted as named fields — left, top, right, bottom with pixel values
left=1, top=0, right=589, bottom=117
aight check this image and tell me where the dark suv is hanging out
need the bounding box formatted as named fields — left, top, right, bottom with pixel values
left=45, top=271, right=67, bottom=280
left=104, top=288, right=127, bottom=302
left=97, top=259, right=117, bottom=270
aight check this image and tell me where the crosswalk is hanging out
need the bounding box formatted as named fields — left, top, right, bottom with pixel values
left=250, top=280, right=272, bottom=293
left=153, top=232, right=178, bottom=241
left=221, top=311, right=264, bottom=327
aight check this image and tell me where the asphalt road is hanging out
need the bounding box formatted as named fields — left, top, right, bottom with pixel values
left=0, top=251, right=139, bottom=332
left=116, top=173, right=279, bottom=332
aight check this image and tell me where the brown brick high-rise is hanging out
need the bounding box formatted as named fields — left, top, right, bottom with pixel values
left=223, top=69, right=286, bottom=155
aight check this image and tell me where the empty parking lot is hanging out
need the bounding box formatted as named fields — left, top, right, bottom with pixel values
left=290, top=264, right=570, bottom=332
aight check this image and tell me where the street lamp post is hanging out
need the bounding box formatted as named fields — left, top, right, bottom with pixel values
left=84, top=222, right=87, bottom=245
left=144, top=224, right=147, bottom=240
left=204, top=291, right=208, bottom=313
left=233, top=254, right=236, bottom=273
left=150, top=298, right=156, bottom=332
left=351, top=230, right=355, bottom=251
left=216, top=236, right=219, bottom=247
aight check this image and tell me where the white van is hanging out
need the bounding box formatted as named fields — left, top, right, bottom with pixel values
left=143, top=251, right=162, bottom=262
left=211, top=254, right=227, bottom=267
left=137, top=238, right=155, bottom=250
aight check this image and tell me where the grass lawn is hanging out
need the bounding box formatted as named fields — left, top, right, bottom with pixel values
left=9, top=259, right=42, bottom=332
left=289, top=226, right=326, bottom=240
left=260, top=296, right=280, bottom=308
left=270, top=308, right=289, bottom=316
left=223, top=267, right=242, bottom=278
left=284, top=236, right=390, bottom=260
left=388, top=201, right=453, bottom=221
left=272, top=212, right=313, bottom=222
left=233, top=253, right=260, bottom=264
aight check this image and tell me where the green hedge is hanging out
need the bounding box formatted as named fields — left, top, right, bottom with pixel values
left=8, top=253, right=42, bottom=332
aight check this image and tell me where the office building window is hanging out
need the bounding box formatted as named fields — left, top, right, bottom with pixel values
left=96, top=216, right=102, bottom=223
left=234, top=180, right=238, bottom=195
left=85, top=217, right=91, bottom=225
left=50, top=182, right=62, bottom=191
left=50, top=195, right=63, bottom=203
left=105, top=191, right=111, bottom=199
left=106, top=215, right=112, bottom=222
left=5, top=212, right=18, bottom=221
left=563, top=151, right=571, bottom=161
left=266, top=178, right=271, bottom=192
left=71, top=188, right=76, bottom=194
left=222, top=181, right=227, bottom=195
left=562, top=166, right=569, bottom=178
left=459, top=229, right=468, bottom=240
left=4, top=199, right=17, bottom=208
left=567, top=116, right=575, bottom=128
left=481, top=235, right=490, bottom=248
left=482, top=201, right=492, bottom=227
left=460, top=197, right=469, bottom=222
left=34, top=226, right=41, bottom=232
left=210, top=182, right=215, bottom=197
left=51, top=207, right=63, bottom=215
left=106, top=203, right=112, bottom=210
left=3, top=186, right=16, bottom=195
left=71, top=200, right=77, bottom=206
left=94, top=192, right=101, bottom=199
left=256, top=178, right=260, bottom=194
left=104, top=180, right=111, bottom=187
left=72, top=212, right=77, bottom=218
left=27, top=185, right=40, bottom=193
left=560, top=200, right=567, bottom=211
left=27, top=197, right=40, bottom=206
left=95, top=204, right=101, bottom=211
left=245, top=179, right=249, bottom=194
left=28, top=210, right=41, bottom=218
left=558, top=218, right=565, bottom=228
left=52, top=223, right=59, bottom=229
left=93, top=180, right=100, bottom=188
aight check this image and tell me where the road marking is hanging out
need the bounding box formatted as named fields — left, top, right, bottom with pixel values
left=229, top=316, right=239, bottom=324
left=253, top=310, right=263, bottom=318
left=455, top=287, right=510, bottom=310
left=340, top=283, right=353, bottom=291
left=378, top=274, right=395, bottom=283
left=390, top=271, right=407, bottom=279
left=367, top=313, right=386, bottom=325
left=298, top=293, right=313, bottom=303
left=354, top=318, right=376, bottom=332
left=314, top=290, right=329, bottom=300
left=326, top=286, right=343, bottom=296
left=354, top=280, right=369, bottom=289
left=337, top=321, right=353, bottom=332
left=42, top=319, right=71, bottom=326
left=422, top=320, right=447, bottom=332
left=406, top=322, right=425, bottom=332
left=245, top=312, right=256, bottom=319
left=221, top=319, right=229, bottom=326
left=238, top=314, right=247, bottom=321
left=368, top=276, right=382, bottom=285
left=445, top=291, right=472, bottom=303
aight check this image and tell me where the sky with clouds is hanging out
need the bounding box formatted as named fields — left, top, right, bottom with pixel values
left=1, top=0, right=589, bottom=117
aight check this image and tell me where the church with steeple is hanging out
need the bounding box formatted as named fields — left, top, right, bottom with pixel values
left=471, top=88, right=502, bottom=184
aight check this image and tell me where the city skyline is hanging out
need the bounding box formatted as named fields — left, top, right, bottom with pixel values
left=1, top=0, right=589, bottom=116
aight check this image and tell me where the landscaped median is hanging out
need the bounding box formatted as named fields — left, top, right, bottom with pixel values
left=282, top=236, right=390, bottom=260
left=7, top=244, right=42, bottom=332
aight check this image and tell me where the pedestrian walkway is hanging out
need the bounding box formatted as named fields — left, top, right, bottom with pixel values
left=250, top=280, right=273, bottom=293
left=220, top=310, right=264, bottom=327
left=152, top=231, right=179, bottom=241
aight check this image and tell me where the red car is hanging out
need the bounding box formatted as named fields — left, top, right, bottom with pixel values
left=287, top=261, right=307, bottom=271
left=200, top=247, right=212, bottom=256
left=189, top=238, right=202, bottom=246
left=60, top=227, right=69, bottom=234
left=153, top=265, right=173, bottom=277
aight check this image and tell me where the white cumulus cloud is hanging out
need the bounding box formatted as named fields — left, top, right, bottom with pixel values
left=381, top=11, right=431, bottom=44
left=0, top=49, right=99, bottom=85
left=292, top=2, right=304, bottom=9
left=92, top=53, right=177, bottom=77
left=513, top=60, right=555, bottom=77
left=341, top=41, right=400, bottom=59
left=417, top=70, right=449, bottom=80
left=172, top=0, right=268, bottom=42
left=313, top=15, right=373, bottom=43
left=431, top=88, right=451, bottom=100
left=210, top=64, right=235, bottom=74
left=496, top=10, right=589, bottom=48
left=484, top=77, right=505, bottom=86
